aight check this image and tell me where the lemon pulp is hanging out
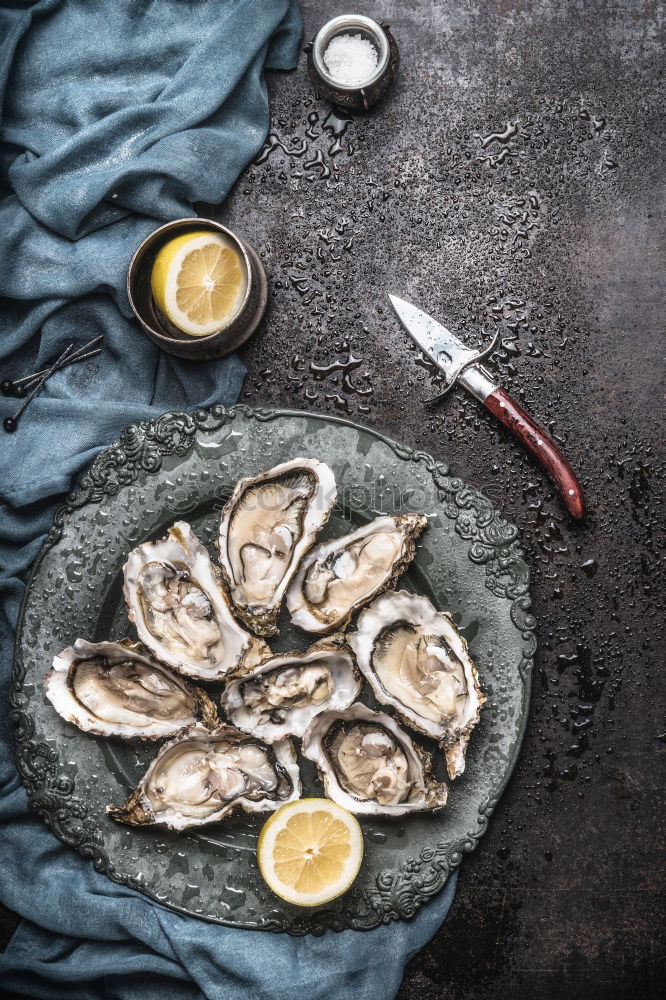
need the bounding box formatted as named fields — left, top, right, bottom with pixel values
left=150, top=230, right=246, bottom=337
left=257, top=798, right=364, bottom=907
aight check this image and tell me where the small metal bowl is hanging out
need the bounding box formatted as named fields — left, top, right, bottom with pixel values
left=127, top=218, right=268, bottom=360
left=306, top=14, right=399, bottom=113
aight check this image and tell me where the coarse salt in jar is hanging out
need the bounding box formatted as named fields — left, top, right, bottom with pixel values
left=306, top=14, right=399, bottom=112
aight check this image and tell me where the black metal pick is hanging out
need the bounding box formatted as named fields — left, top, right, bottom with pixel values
left=1, top=336, right=103, bottom=397
left=3, top=343, right=74, bottom=433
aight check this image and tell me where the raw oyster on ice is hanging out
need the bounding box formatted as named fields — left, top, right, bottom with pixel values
left=44, top=638, right=219, bottom=740
left=123, top=521, right=268, bottom=682
left=286, top=514, right=426, bottom=634
left=108, top=724, right=301, bottom=830
left=220, top=635, right=361, bottom=742
left=349, top=590, right=485, bottom=779
left=301, top=703, right=448, bottom=816
left=217, top=458, right=337, bottom=636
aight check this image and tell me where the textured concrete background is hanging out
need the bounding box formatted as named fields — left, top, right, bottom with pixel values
left=2, top=2, right=664, bottom=998
left=221, top=1, right=664, bottom=996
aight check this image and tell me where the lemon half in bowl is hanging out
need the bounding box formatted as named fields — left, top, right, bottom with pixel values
left=150, top=230, right=247, bottom=337
left=257, top=798, right=364, bottom=907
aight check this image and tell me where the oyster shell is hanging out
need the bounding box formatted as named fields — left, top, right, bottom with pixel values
left=108, top=724, right=301, bottom=830
left=123, top=521, right=268, bottom=681
left=286, top=513, right=427, bottom=634
left=349, top=590, right=485, bottom=779
left=44, top=638, right=219, bottom=740
left=217, top=458, right=337, bottom=636
left=220, top=635, right=362, bottom=742
left=301, top=703, right=448, bottom=816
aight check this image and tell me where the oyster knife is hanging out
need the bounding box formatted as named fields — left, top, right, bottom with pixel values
left=389, top=294, right=585, bottom=519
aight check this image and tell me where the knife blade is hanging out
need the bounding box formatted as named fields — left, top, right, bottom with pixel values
left=389, top=294, right=585, bottom=520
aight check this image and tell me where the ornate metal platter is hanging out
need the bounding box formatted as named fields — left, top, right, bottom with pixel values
left=12, top=406, right=535, bottom=934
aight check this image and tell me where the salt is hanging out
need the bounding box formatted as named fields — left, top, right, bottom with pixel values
left=323, top=32, right=379, bottom=86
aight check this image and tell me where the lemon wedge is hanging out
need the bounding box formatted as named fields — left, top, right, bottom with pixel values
left=257, top=798, right=364, bottom=907
left=150, top=230, right=247, bottom=337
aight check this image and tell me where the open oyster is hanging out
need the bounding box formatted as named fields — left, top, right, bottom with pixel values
left=123, top=521, right=268, bottom=682
left=286, top=514, right=427, bottom=634
left=217, top=458, right=337, bottom=636
left=301, top=703, right=448, bottom=816
left=349, top=590, right=485, bottom=779
left=108, top=724, right=301, bottom=830
left=220, top=635, right=361, bottom=742
left=44, top=638, right=219, bottom=740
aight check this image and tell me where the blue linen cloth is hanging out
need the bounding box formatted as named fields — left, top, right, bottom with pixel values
left=0, top=1, right=458, bottom=997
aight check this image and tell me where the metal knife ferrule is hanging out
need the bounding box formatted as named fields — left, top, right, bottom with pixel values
left=458, top=364, right=497, bottom=402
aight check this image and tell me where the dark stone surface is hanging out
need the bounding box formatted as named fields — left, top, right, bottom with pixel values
left=2, top=1, right=663, bottom=998
left=221, top=0, right=664, bottom=996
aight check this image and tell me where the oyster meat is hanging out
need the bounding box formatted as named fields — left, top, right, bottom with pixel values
left=44, top=638, right=219, bottom=739
left=217, top=458, right=337, bottom=635
left=349, top=590, right=485, bottom=779
left=220, top=635, right=361, bottom=742
left=286, top=513, right=427, bottom=634
left=108, top=724, right=301, bottom=830
left=123, top=521, right=268, bottom=681
left=301, top=703, right=448, bottom=816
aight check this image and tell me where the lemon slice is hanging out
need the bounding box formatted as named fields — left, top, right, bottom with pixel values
left=257, top=798, right=364, bottom=907
left=150, top=230, right=247, bottom=337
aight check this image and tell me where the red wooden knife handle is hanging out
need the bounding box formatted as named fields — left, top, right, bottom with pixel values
left=484, top=387, right=585, bottom=519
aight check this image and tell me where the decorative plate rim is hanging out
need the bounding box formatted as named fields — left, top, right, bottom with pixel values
left=11, top=404, right=536, bottom=934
